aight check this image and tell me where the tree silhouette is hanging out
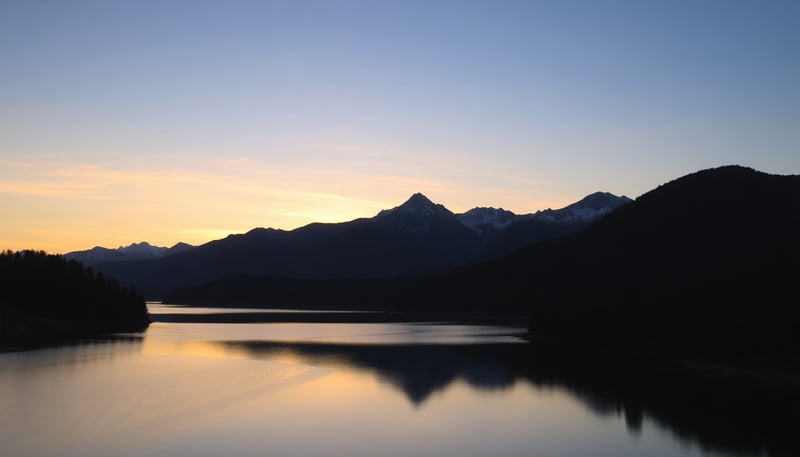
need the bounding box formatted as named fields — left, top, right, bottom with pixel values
left=0, top=250, right=149, bottom=346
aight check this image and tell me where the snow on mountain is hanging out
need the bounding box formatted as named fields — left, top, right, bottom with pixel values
left=531, top=192, right=632, bottom=223
left=65, top=241, right=194, bottom=266
left=456, top=207, right=523, bottom=233
left=68, top=192, right=628, bottom=272
left=456, top=192, right=630, bottom=236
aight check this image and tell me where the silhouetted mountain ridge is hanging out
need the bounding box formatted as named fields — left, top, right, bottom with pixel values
left=65, top=241, right=195, bottom=267
left=375, top=193, right=467, bottom=235
left=96, top=191, right=625, bottom=297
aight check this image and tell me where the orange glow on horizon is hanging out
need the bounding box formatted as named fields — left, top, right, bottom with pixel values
left=0, top=157, right=576, bottom=253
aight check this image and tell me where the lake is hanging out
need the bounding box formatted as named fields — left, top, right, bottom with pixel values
left=0, top=303, right=795, bottom=457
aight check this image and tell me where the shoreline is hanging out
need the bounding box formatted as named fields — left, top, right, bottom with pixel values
left=0, top=314, right=149, bottom=353
left=150, top=309, right=530, bottom=326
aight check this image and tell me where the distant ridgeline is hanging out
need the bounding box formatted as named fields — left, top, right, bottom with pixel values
left=166, top=166, right=800, bottom=368
left=0, top=251, right=149, bottom=346
left=88, top=191, right=630, bottom=298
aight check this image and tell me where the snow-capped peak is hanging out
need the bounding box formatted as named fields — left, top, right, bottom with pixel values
left=457, top=192, right=631, bottom=235
left=456, top=207, right=520, bottom=232
left=65, top=241, right=194, bottom=266
left=533, top=192, right=631, bottom=223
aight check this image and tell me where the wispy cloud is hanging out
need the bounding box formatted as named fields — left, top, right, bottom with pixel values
left=0, top=151, right=568, bottom=253
left=0, top=157, right=472, bottom=252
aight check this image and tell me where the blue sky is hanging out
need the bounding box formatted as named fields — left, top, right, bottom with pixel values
left=1, top=0, right=798, bottom=252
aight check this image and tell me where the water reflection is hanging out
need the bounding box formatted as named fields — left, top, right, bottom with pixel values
left=223, top=340, right=800, bottom=457
left=223, top=342, right=521, bottom=405
left=1, top=313, right=798, bottom=457
left=0, top=335, right=144, bottom=369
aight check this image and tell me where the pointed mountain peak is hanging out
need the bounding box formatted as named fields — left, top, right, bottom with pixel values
left=375, top=193, right=462, bottom=233
left=401, top=192, right=436, bottom=208
left=378, top=193, right=450, bottom=216
left=169, top=242, right=193, bottom=250
left=166, top=242, right=194, bottom=256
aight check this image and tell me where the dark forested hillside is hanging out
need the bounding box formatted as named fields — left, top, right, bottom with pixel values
left=0, top=251, right=149, bottom=346
left=470, top=165, right=800, bottom=366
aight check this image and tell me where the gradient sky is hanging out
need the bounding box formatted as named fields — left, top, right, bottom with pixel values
left=1, top=0, right=798, bottom=253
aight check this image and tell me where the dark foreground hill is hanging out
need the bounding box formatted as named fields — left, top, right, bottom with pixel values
left=0, top=251, right=149, bottom=347
left=166, top=166, right=800, bottom=368
left=493, top=165, right=800, bottom=366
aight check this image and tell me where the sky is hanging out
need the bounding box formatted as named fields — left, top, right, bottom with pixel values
left=1, top=0, right=798, bottom=253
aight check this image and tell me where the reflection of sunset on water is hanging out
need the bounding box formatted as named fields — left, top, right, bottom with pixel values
left=1, top=306, right=795, bottom=457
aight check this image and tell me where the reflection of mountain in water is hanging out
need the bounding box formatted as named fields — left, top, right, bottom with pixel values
left=223, top=341, right=519, bottom=405
left=224, top=340, right=799, bottom=457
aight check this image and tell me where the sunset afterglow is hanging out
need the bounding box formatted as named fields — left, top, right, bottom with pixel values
left=1, top=1, right=798, bottom=253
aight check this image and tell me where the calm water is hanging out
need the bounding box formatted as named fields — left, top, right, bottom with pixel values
left=0, top=304, right=794, bottom=457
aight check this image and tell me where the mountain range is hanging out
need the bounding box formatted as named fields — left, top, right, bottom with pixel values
left=65, top=241, right=194, bottom=267
left=73, top=191, right=630, bottom=297
left=164, top=165, right=800, bottom=366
